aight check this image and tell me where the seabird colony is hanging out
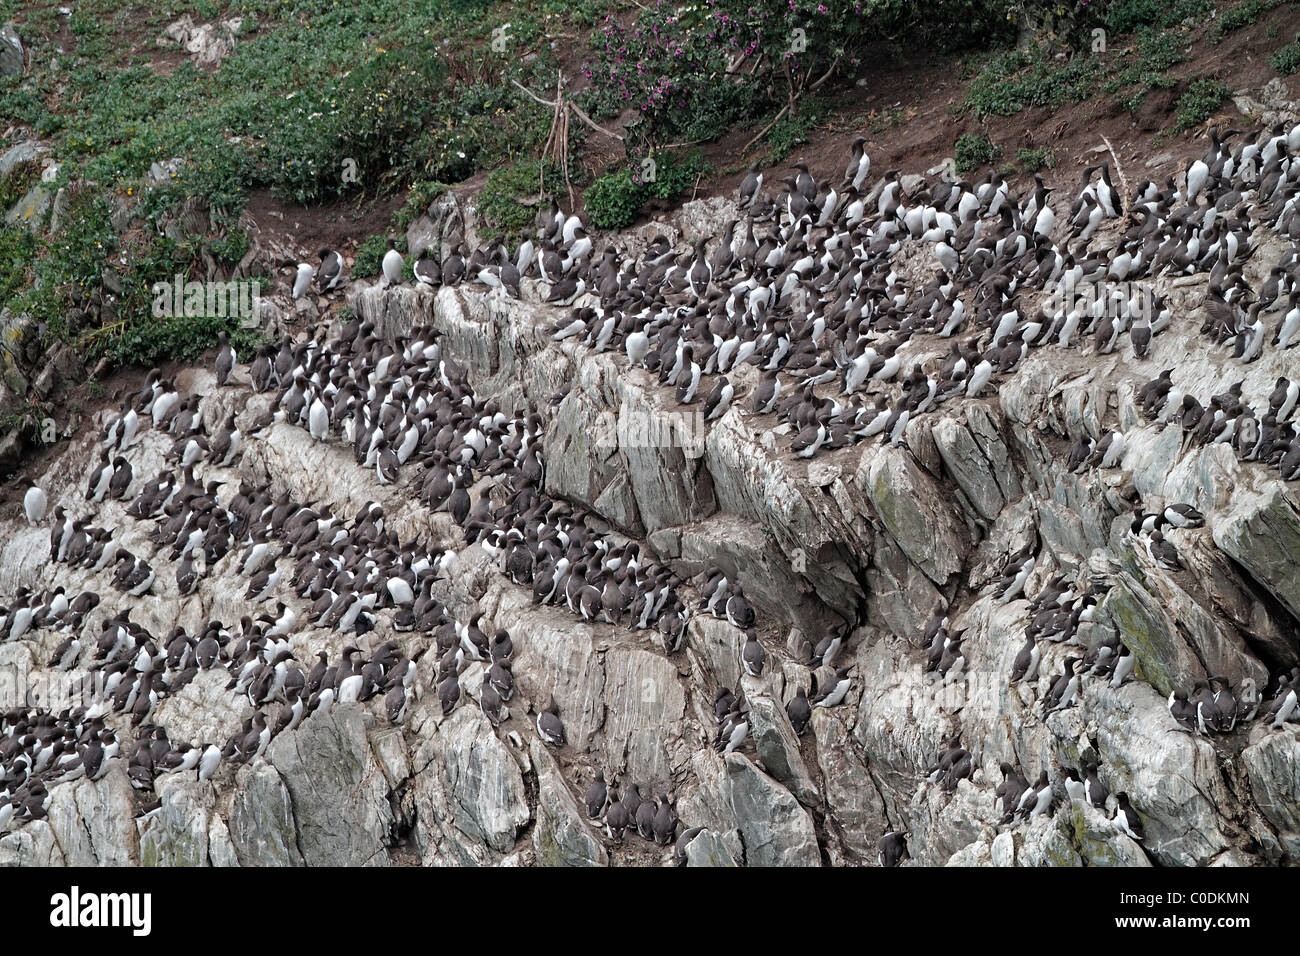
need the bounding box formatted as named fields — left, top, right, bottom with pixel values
left=4, top=114, right=1300, bottom=862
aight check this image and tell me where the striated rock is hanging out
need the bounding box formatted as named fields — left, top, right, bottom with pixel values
left=1015, top=816, right=1083, bottom=867
left=530, top=739, right=607, bottom=866
left=4, top=148, right=1300, bottom=871
left=139, top=774, right=213, bottom=867
left=684, top=827, right=738, bottom=866
left=687, top=614, right=747, bottom=691
left=931, top=406, right=1021, bottom=522
left=542, top=354, right=717, bottom=535
left=158, top=16, right=239, bottom=67
left=1060, top=802, right=1151, bottom=867
left=267, top=706, right=393, bottom=866
left=747, top=689, right=819, bottom=805
left=704, top=411, right=865, bottom=623
left=991, top=830, right=1015, bottom=866
left=1242, top=731, right=1300, bottom=860
left=151, top=666, right=249, bottom=752
left=678, top=751, right=820, bottom=866
left=812, top=709, right=888, bottom=861
left=1213, top=484, right=1300, bottom=626
left=862, top=445, right=967, bottom=586
left=598, top=646, right=687, bottom=792
left=227, top=761, right=303, bottom=867
left=1094, top=560, right=1266, bottom=697
left=0, top=139, right=46, bottom=180
left=0, top=22, right=21, bottom=76
left=0, top=820, right=64, bottom=866
left=44, top=763, right=137, bottom=865
left=676, top=197, right=741, bottom=244
left=1083, top=682, right=1234, bottom=866
left=412, top=706, right=529, bottom=865
left=945, top=838, right=993, bottom=866
left=906, top=781, right=997, bottom=865
left=4, top=178, right=52, bottom=229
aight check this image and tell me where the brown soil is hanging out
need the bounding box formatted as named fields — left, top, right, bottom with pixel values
left=243, top=188, right=407, bottom=261
left=687, top=6, right=1300, bottom=207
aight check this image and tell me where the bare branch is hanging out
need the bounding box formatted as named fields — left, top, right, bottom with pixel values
left=568, top=102, right=625, bottom=141
left=1100, top=134, right=1130, bottom=216
left=743, top=104, right=789, bottom=153
left=511, top=78, right=558, bottom=109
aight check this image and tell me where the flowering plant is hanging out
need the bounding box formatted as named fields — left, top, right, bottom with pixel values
left=581, top=0, right=1014, bottom=147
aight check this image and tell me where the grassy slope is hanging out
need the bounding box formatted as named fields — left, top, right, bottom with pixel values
left=0, top=0, right=1297, bottom=382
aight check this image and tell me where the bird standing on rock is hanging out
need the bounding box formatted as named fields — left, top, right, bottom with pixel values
left=537, top=695, right=566, bottom=746
left=381, top=239, right=404, bottom=286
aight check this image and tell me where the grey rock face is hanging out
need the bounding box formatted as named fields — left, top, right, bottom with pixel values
left=684, top=827, right=738, bottom=866
left=1213, top=485, right=1300, bottom=625
left=3, top=143, right=1300, bottom=871
left=1242, top=732, right=1300, bottom=860
left=46, top=765, right=137, bottom=866
left=530, top=739, right=607, bottom=866
left=227, top=762, right=304, bottom=867
left=0, top=23, right=22, bottom=76
left=267, top=706, right=394, bottom=866
left=412, top=706, right=530, bottom=865
left=0, top=139, right=46, bottom=179
left=678, top=752, right=820, bottom=866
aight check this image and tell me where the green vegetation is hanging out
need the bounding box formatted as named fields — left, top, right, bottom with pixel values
left=8, top=187, right=267, bottom=367
left=93, top=311, right=268, bottom=368
left=1100, top=0, right=1215, bottom=34
left=1210, top=0, right=1289, bottom=41
left=642, top=151, right=708, bottom=202
left=1016, top=147, right=1054, bottom=172
left=869, top=104, right=907, bottom=134
left=958, top=0, right=1261, bottom=138
left=1103, top=29, right=1183, bottom=112
left=0, top=0, right=1285, bottom=384
left=1173, top=79, right=1230, bottom=133
left=0, top=0, right=573, bottom=373
left=583, top=168, right=643, bottom=230
left=955, top=132, right=1001, bottom=174
left=584, top=151, right=708, bottom=229
left=584, top=0, right=1018, bottom=153
left=394, top=180, right=450, bottom=233
left=964, top=45, right=1101, bottom=118
left=0, top=160, right=39, bottom=212
left=353, top=234, right=406, bottom=279
left=1270, top=36, right=1300, bottom=73
left=478, top=160, right=560, bottom=237
left=0, top=227, right=36, bottom=307
left=2, top=0, right=560, bottom=209
left=762, top=104, right=827, bottom=166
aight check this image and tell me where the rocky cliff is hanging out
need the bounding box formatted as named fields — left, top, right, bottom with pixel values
left=3, top=125, right=1300, bottom=866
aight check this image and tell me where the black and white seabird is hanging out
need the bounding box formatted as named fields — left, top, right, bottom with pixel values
left=584, top=771, right=608, bottom=819
left=316, top=248, right=344, bottom=292
left=537, top=695, right=566, bottom=746
left=1113, top=792, right=1145, bottom=841
left=741, top=631, right=765, bottom=677
left=786, top=686, right=811, bottom=734
left=878, top=831, right=908, bottom=867
left=22, top=479, right=46, bottom=525
left=381, top=238, right=404, bottom=286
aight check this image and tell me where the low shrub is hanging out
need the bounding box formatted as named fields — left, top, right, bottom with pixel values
left=1270, top=37, right=1300, bottom=74
left=955, top=132, right=1001, bottom=173
left=1172, top=78, right=1230, bottom=133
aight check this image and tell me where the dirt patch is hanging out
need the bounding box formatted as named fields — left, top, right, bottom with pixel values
left=640, top=6, right=1300, bottom=214
left=243, top=188, right=406, bottom=261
